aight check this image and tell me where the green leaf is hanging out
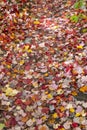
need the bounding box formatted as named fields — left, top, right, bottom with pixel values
left=74, top=0, right=84, bottom=9
left=74, top=1, right=79, bottom=9
left=0, top=123, right=5, bottom=130
left=70, top=15, right=79, bottom=23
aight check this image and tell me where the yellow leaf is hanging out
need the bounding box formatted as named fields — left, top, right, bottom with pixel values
left=57, top=89, right=63, bottom=95
left=19, top=60, right=24, bottom=65
left=48, top=119, right=55, bottom=124
left=38, top=125, right=49, bottom=130
left=71, top=91, right=77, bottom=96
left=14, top=69, right=19, bottom=73
left=60, top=106, right=65, bottom=112
left=34, top=20, right=40, bottom=25
left=61, top=128, right=65, bottom=130
left=2, top=61, right=6, bottom=65
left=72, top=70, right=78, bottom=75
left=24, top=45, right=30, bottom=50
left=19, top=12, right=23, bottom=18
left=5, top=87, right=19, bottom=96
left=45, top=91, right=48, bottom=94
left=7, top=65, right=11, bottom=68
left=70, top=108, right=75, bottom=113
left=27, top=49, right=32, bottom=53
left=75, top=113, right=81, bottom=117
left=42, top=116, right=47, bottom=120
left=12, top=74, right=16, bottom=78
left=60, top=128, right=65, bottom=130
left=32, top=82, right=38, bottom=88
left=32, top=118, right=36, bottom=122
left=13, top=18, right=17, bottom=23
left=54, top=64, right=59, bottom=68
left=53, top=25, right=58, bottom=30
left=52, top=113, right=58, bottom=118
left=44, top=73, right=48, bottom=77
left=16, top=106, right=21, bottom=110
left=10, top=33, right=15, bottom=39
left=77, top=45, right=83, bottom=49
left=80, top=86, right=87, bottom=92
left=18, top=70, right=24, bottom=74
left=47, top=94, right=52, bottom=99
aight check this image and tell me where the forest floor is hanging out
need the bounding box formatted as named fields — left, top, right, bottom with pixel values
left=0, top=0, right=87, bottom=130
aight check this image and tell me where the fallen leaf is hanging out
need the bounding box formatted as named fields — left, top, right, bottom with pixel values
left=19, top=60, right=25, bottom=65
left=38, top=124, right=49, bottom=130
left=34, top=20, right=40, bottom=25
left=5, top=87, right=19, bottom=96
left=80, top=86, right=87, bottom=92
left=77, top=45, right=83, bottom=49
left=21, top=116, right=29, bottom=123
left=71, top=91, right=78, bottom=96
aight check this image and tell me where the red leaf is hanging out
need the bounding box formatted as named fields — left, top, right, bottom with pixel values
left=23, top=79, right=32, bottom=84
left=5, top=117, right=17, bottom=128
left=15, top=99, right=23, bottom=105
left=25, top=65, right=30, bottom=71
left=72, top=122, right=78, bottom=128
left=42, top=107, right=49, bottom=114
left=3, top=0, right=7, bottom=2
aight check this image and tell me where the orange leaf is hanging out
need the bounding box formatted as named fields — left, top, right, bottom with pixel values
left=80, top=86, right=87, bottom=92
left=71, top=91, right=77, bottom=96
left=31, top=94, right=39, bottom=102
left=21, top=116, right=28, bottom=123
left=39, top=125, right=49, bottom=130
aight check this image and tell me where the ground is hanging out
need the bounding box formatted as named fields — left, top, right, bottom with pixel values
left=0, top=0, right=87, bottom=130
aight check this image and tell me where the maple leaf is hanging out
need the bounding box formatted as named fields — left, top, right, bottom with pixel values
left=80, top=86, right=87, bottom=92
left=4, top=87, right=19, bottom=97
